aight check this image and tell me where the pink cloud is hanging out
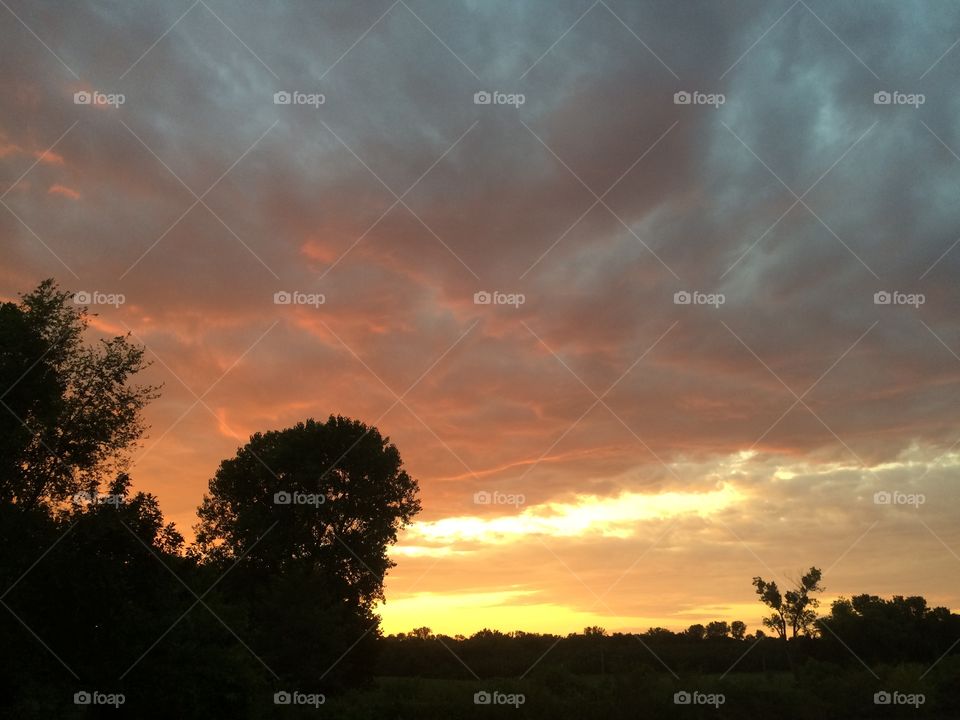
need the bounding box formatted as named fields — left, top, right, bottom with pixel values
left=48, top=183, right=80, bottom=200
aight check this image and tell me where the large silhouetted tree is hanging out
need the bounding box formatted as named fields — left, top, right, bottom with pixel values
left=194, top=415, right=420, bottom=593
left=0, top=280, right=156, bottom=508
left=193, top=415, right=421, bottom=687
left=0, top=281, right=265, bottom=717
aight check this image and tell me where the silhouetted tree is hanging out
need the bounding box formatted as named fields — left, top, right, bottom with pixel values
left=193, top=415, right=421, bottom=687
left=0, top=280, right=267, bottom=717
left=644, top=627, right=676, bottom=640
left=752, top=567, right=823, bottom=640
left=705, top=620, right=730, bottom=639
left=731, top=620, right=747, bottom=640
left=0, top=280, right=156, bottom=508
left=818, top=593, right=960, bottom=663
left=685, top=623, right=706, bottom=640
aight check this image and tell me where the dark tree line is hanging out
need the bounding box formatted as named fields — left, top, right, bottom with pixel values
left=818, top=594, right=960, bottom=664
left=375, top=597, right=960, bottom=680
left=372, top=569, right=959, bottom=681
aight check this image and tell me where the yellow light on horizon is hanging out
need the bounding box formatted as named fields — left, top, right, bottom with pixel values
left=400, top=485, right=742, bottom=549
left=378, top=591, right=769, bottom=637
left=378, top=590, right=656, bottom=636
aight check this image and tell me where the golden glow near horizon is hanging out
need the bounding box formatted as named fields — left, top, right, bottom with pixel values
left=399, top=485, right=742, bottom=549
left=380, top=485, right=748, bottom=634
left=378, top=449, right=960, bottom=636
left=378, top=591, right=767, bottom=637
left=379, top=590, right=646, bottom=636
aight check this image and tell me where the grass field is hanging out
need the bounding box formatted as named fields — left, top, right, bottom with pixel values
left=311, top=663, right=957, bottom=719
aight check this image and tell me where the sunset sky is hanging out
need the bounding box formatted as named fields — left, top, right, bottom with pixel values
left=2, top=0, right=959, bottom=637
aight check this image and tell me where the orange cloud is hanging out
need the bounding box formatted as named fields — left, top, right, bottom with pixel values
left=87, top=315, right=126, bottom=335
left=48, top=184, right=80, bottom=200
left=36, top=149, right=64, bottom=165
left=213, top=407, right=248, bottom=442
left=300, top=235, right=339, bottom=264
left=0, top=141, right=23, bottom=158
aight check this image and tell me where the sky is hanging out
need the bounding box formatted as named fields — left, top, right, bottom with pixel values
left=2, top=0, right=960, bottom=637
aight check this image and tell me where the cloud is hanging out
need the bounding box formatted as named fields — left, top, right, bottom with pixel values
left=405, top=485, right=743, bottom=546
left=48, top=183, right=79, bottom=199
left=2, top=0, right=959, bottom=631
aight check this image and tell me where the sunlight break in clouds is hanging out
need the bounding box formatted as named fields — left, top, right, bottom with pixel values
left=402, top=485, right=742, bottom=548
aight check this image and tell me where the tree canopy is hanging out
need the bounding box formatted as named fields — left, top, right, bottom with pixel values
left=0, top=279, right=156, bottom=508
left=753, top=567, right=824, bottom=640
left=194, top=415, right=421, bottom=606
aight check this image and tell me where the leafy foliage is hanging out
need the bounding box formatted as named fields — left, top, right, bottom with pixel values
left=0, top=279, right=157, bottom=508
left=753, top=567, right=824, bottom=640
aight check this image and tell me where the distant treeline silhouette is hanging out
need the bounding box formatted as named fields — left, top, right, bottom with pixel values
left=377, top=596, right=960, bottom=678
